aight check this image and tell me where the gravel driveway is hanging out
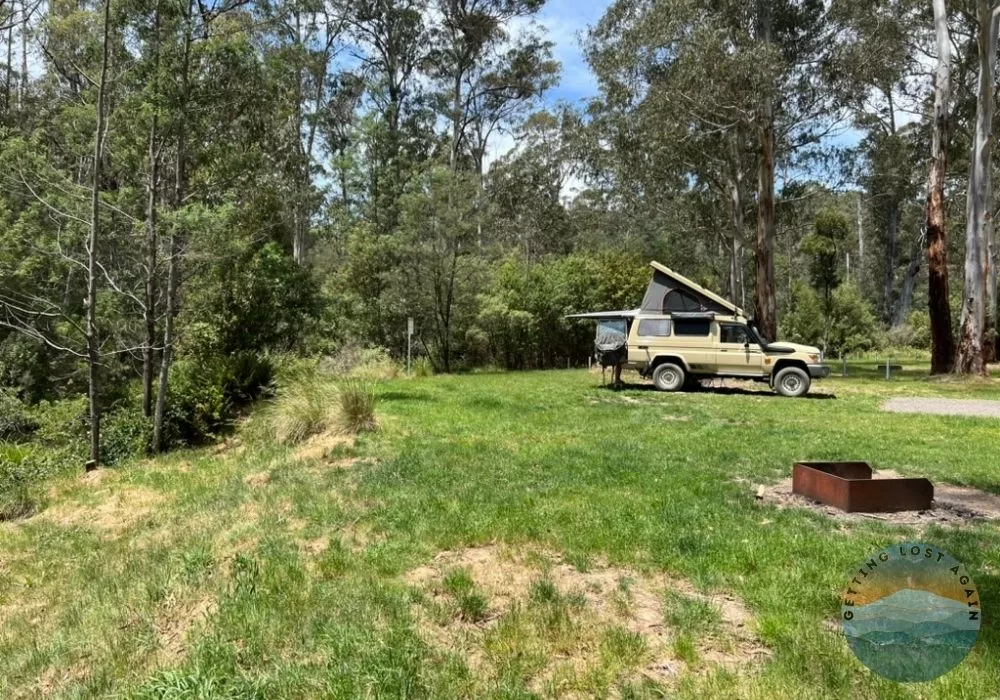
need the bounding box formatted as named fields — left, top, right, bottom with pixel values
left=882, top=397, right=1000, bottom=418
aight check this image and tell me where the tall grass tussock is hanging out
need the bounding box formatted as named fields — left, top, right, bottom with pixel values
left=266, top=360, right=380, bottom=445
left=337, top=379, right=378, bottom=433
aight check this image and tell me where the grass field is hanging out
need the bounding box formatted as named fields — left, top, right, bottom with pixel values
left=3, top=368, right=1000, bottom=699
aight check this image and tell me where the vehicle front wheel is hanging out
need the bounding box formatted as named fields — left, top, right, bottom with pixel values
left=773, top=367, right=811, bottom=397
left=652, top=362, right=685, bottom=392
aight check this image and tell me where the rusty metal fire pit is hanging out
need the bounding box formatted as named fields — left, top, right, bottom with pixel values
left=792, top=462, right=933, bottom=513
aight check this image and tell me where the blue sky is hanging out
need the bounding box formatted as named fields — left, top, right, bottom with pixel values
left=536, top=0, right=611, bottom=105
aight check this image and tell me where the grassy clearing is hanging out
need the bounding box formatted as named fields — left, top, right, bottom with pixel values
left=2, top=367, right=1000, bottom=698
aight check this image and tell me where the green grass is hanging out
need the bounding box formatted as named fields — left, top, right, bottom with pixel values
left=3, top=368, right=1000, bottom=698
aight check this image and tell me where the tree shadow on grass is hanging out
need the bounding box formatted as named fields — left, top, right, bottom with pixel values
left=378, top=390, right=436, bottom=403
left=601, top=382, right=837, bottom=400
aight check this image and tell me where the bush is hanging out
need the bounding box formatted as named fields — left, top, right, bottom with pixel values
left=163, top=353, right=274, bottom=449
left=30, top=397, right=88, bottom=447
left=0, top=388, right=37, bottom=441
left=883, top=311, right=931, bottom=351
left=826, top=284, right=879, bottom=357
left=337, top=379, right=377, bottom=433
left=0, top=444, right=45, bottom=521
left=780, top=281, right=825, bottom=348
left=101, top=407, right=152, bottom=465
left=321, top=345, right=399, bottom=380
left=163, top=359, right=230, bottom=448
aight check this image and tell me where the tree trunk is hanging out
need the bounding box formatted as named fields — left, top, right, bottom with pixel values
left=728, top=179, right=745, bottom=310
left=956, top=0, right=998, bottom=375
left=85, top=0, right=112, bottom=470
left=927, top=0, right=956, bottom=374
left=142, top=2, right=161, bottom=418
left=142, top=115, right=158, bottom=417
left=856, top=195, right=865, bottom=292
left=986, top=216, right=997, bottom=362
left=755, top=118, right=777, bottom=342
left=754, top=2, right=777, bottom=342
left=894, top=234, right=924, bottom=327
left=882, top=204, right=900, bottom=323
left=153, top=5, right=191, bottom=451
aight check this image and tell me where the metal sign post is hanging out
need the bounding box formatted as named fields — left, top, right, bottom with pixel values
left=407, top=317, right=413, bottom=376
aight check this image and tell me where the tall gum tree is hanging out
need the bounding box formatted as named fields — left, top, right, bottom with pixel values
left=927, top=0, right=955, bottom=373
left=956, top=0, right=1000, bottom=375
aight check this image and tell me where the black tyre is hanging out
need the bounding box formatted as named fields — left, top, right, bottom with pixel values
left=652, top=362, right=685, bottom=392
left=773, top=367, right=811, bottom=397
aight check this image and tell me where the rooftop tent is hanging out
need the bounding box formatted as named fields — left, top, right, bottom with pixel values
left=640, top=262, right=745, bottom=317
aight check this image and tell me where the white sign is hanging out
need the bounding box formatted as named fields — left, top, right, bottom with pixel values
left=407, top=317, right=414, bottom=336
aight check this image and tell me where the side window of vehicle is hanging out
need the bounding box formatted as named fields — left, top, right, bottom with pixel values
left=662, top=290, right=703, bottom=313
left=673, top=319, right=711, bottom=336
left=720, top=324, right=749, bottom=345
left=637, top=319, right=672, bottom=337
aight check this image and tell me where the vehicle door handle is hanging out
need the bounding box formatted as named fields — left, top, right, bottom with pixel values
left=637, top=345, right=648, bottom=350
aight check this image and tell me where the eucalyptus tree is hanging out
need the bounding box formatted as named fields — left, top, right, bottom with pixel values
left=586, top=0, right=844, bottom=342
left=927, top=0, right=956, bottom=373
left=956, top=0, right=1000, bottom=374
left=426, top=0, right=554, bottom=177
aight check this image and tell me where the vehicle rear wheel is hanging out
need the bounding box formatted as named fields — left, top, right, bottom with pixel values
left=652, top=362, right=685, bottom=392
left=773, top=367, right=811, bottom=397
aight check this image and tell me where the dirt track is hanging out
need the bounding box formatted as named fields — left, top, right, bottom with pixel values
left=882, top=397, right=1000, bottom=418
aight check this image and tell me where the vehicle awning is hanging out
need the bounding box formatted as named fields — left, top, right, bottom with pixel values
left=565, top=309, right=640, bottom=320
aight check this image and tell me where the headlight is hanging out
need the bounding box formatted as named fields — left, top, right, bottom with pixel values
left=808, top=354, right=820, bottom=363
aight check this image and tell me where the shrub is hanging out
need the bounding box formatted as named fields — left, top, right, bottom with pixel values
left=30, top=397, right=88, bottom=447
left=0, top=388, right=37, bottom=441
left=0, top=445, right=45, bottom=521
left=826, top=284, right=879, bottom=357
left=321, top=344, right=399, bottom=380
left=162, top=353, right=274, bottom=449
left=780, top=281, right=825, bottom=348
left=101, top=407, right=152, bottom=465
left=337, top=379, right=377, bottom=433
left=163, top=358, right=229, bottom=448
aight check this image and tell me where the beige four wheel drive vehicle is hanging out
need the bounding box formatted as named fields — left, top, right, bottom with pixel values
left=570, top=261, right=830, bottom=397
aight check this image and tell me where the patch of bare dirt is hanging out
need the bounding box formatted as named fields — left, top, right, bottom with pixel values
left=294, top=431, right=356, bottom=462
left=404, top=543, right=767, bottom=690
left=662, top=414, right=691, bottom=422
left=754, top=469, right=1000, bottom=526
left=36, top=485, right=165, bottom=536
left=154, top=594, right=218, bottom=664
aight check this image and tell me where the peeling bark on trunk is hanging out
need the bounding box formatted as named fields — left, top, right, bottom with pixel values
left=956, top=0, right=998, bottom=375
left=85, top=0, right=112, bottom=469
left=927, top=0, right=956, bottom=374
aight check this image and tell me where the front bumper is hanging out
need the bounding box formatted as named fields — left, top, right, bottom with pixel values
left=807, top=363, right=831, bottom=379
